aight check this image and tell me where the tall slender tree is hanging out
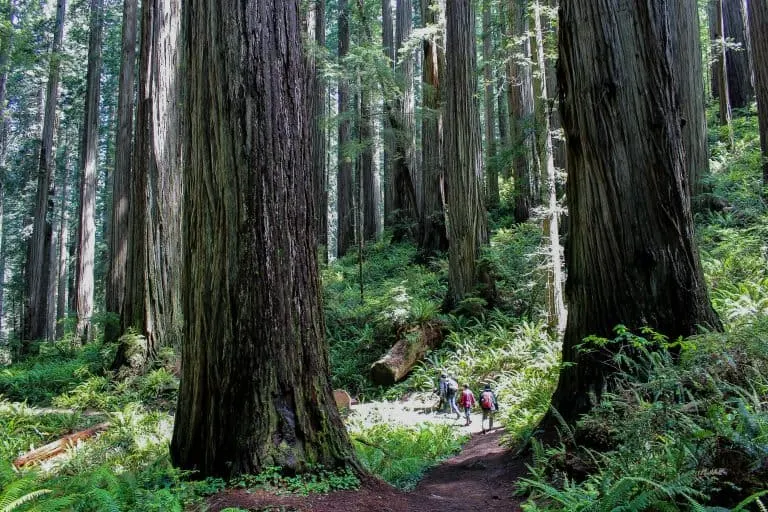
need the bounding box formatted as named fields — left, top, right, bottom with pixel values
left=444, top=0, right=489, bottom=308
left=549, top=0, right=722, bottom=424
left=171, top=0, right=356, bottom=478
left=337, top=0, right=354, bottom=257
left=481, top=0, right=498, bottom=209
left=114, top=0, right=183, bottom=376
left=721, top=0, right=753, bottom=109
left=507, top=0, right=537, bottom=223
left=746, top=0, right=768, bottom=189
left=420, top=0, right=448, bottom=255
left=307, top=0, right=328, bottom=256
left=106, top=0, right=137, bottom=338
left=75, top=0, right=104, bottom=344
left=25, top=0, right=66, bottom=345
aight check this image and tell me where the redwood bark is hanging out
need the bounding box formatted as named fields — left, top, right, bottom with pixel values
left=482, top=0, right=498, bottom=209
left=75, top=0, right=104, bottom=344
left=171, top=0, right=356, bottom=477
left=307, top=0, right=328, bottom=256
left=444, top=0, right=489, bottom=308
left=337, top=0, right=353, bottom=257
left=550, top=0, right=722, bottom=424
left=507, top=0, right=537, bottom=223
left=722, top=0, right=754, bottom=108
left=116, top=0, right=183, bottom=375
left=106, top=0, right=137, bottom=331
left=420, top=0, right=448, bottom=256
left=25, top=0, right=66, bottom=344
left=746, top=0, right=768, bottom=188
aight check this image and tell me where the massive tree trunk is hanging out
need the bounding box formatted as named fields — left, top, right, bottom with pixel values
left=482, top=0, right=498, bottom=209
left=670, top=0, right=709, bottom=196
left=507, top=0, right=537, bottom=223
left=25, top=0, right=66, bottom=345
left=75, top=0, right=104, bottom=344
left=308, top=0, right=328, bottom=257
left=721, top=0, right=753, bottom=108
left=115, top=0, right=183, bottom=376
left=390, top=0, right=420, bottom=242
left=336, top=0, right=353, bottom=258
left=533, top=0, right=565, bottom=334
left=171, top=0, right=356, bottom=478
left=444, top=0, right=489, bottom=308
left=420, top=0, right=448, bottom=256
left=549, top=0, right=722, bottom=424
left=746, top=0, right=768, bottom=189
left=106, top=0, right=137, bottom=337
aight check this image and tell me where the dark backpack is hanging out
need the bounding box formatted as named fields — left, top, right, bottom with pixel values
left=480, top=390, right=494, bottom=410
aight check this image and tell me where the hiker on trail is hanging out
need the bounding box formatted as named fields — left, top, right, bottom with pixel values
left=445, top=375, right=461, bottom=419
left=436, top=373, right=449, bottom=413
left=459, top=384, right=476, bottom=426
left=479, top=384, right=499, bottom=433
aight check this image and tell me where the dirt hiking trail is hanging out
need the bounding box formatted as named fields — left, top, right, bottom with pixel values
left=206, top=428, right=527, bottom=512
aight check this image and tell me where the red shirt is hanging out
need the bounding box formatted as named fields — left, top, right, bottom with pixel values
left=460, top=389, right=476, bottom=408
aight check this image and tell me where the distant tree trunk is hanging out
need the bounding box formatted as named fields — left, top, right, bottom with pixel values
left=420, top=0, right=448, bottom=256
left=337, top=0, right=353, bottom=258
left=444, top=0, right=490, bottom=308
left=56, top=148, right=72, bottom=339
left=308, top=0, right=328, bottom=257
left=496, top=0, right=511, bottom=153
left=549, top=0, right=722, bottom=425
left=382, top=0, right=395, bottom=223
left=390, top=0, right=419, bottom=241
left=171, top=0, right=356, bottom=478
left=722, top=0, right=753, bottom=108
left=25, top=0, right=66, bottom=346
left=75, top=0, right=104, bottom=344
left=106, top=0, right=137, bottom=340
left=0, top=0, right=13, bottom=342
left=671, top=0, right=709, bottom=196
left=715, top=0, right=735, bottom=147
left=115, top=0, right=183, bottom=376
left=508, top=0, right=536, bottom=223
left=533, top=0, right=565, bottom=334
left=360, top=87, right=377, bottom=241
left=746, top=0, right=768, bottom=189
left=482, top=0, right=498, bottom=209
left=709, top=0, right=721, bottom=99
left=544, top=0, right=564, bottom=174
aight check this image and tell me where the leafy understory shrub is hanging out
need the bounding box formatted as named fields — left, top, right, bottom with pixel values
left=518, top=325, right=768, bottom=510
left=232, top=464, right=360, bottom=496
left=351, top=423, right=467, bottom=490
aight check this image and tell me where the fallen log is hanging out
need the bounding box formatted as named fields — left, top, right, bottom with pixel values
left=13, top=422, right=111, bottom=468
left=370, top=323, right=443, bottom=385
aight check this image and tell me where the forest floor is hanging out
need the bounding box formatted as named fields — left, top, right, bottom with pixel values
left=205, top=396, right=528, bottom=512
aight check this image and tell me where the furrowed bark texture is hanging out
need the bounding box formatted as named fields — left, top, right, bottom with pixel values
left=444, top=0, right=488, bottom=307
left=360, top=87, right=377, bottom=241
left=382, top=0, right=394, bottom=222
left=75, top=0, right=104, bottom=344
left=171, top=0, right=355, bottom=478
left=746, top=0, right=768, bottom=187
left=107, top=0, right=137, bottom=325
left=721, top=0, right=753, bottom=108
left=551, top=0, right=722, bottom=423
left=670, top=0, right=709, bottom=195
left=420, top=0, right=448, bottom=255
left=25, top=0, right=66, bottom=344
left=117, top=0, right=183, bottom=375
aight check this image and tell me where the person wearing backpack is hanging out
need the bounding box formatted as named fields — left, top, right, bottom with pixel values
left=445, top=375, right=460, bottom=420
left=459, top=384, right=476, bottom=426
left=435, top=373, right=448, bottom=413
left=479, top=384, right=499, bottom=433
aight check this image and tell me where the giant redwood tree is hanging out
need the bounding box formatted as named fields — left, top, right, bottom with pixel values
left=171, top=0, right=356, bottom=477
left=443, top=0, right=489, bottom=308
left=746, top=0, right=768, bottom=189
left=550, top=0, right=722, bottom=424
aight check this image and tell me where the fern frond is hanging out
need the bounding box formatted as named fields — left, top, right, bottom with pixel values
left=1, top=489, right=52, bottom=512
